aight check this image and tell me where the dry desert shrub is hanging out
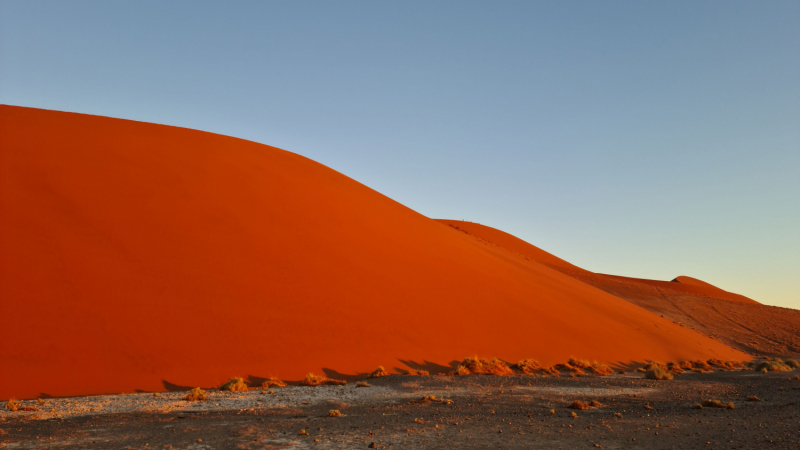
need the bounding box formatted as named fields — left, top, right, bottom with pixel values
left=702, top=399, right=734, bottom=409
left=356, top=381, right=370, bottom=387
left=328, top=409, right=342, bottom=417
left=5, top=399, right=18, bottom=412
left=754, top=359, right=794, bottom=373
left=219, top=377, right=249, bottom=392
left=588, top=363, right=614, bottom=376
left=301, top=373, right=347, bottom=386
left=184, top=387, right=207, bottom=402
left=645, top=366, right=674, bottom=380
left=261, top=377, right=287, bottom=388
left=707, top=359, right=746, bottom=371
left=569, top=400, right=591, bottom=410
left=514, top=359, right=560, bottom=376
left=784, top=359, right=799, bottom=369
left=456, top=357, right=513, bottom=376
left=554, top=363, right=585, bottom=376
left=368, top=366, right=390, bottom=378
left=666, top=361, right=684, bottom=375
left=568, top=358, right=592, bottom=370
left=37, top=398, right=45, bottom=405
left=590, top=400, right=603, bottom=407
left=690, top=360, right=713, bottom=372
left=405, top=368, right=430, bottom=376
left=514, top=359, right=543, bottom=374
left=568, top=358, right=614, bottom=376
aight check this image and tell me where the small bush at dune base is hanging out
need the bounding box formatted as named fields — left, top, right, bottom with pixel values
left=513, top=359, right=559, bottom=376
left=707, top=359, right=746, bottom=371
left=219, top=377, right=249, bottom=392
left=784, top=359, right=799, bottom=369
left=588, top=363, right=614, bottom=376
left=645, top=366, right=674, bottom=380
left=368, top=366, right=390, bottom=378
left=5, top=399, right=19, bottom=412
left=663, top=362, right=684, bottom=375
left=184, top=388, right=208, bottom=402
left=514, top=359, right=543, bottom=375
left=554, top=363, right=585, bottom=376
left=406, top=368, right=430, bottom=376
left=569, top=400, right=590, bottom=410
left=569, top=358, right=614, bottom=376
left=356, top=381, right=370, bottom=387
left=261, top=377, right=287, bottom=388
left=754, top=359, right=794, bottom=373
left=301, top=373, right=347, bottom=386
left=456, top=357, right=514, bottom=376
left=328, top=409, right=342, bottom=417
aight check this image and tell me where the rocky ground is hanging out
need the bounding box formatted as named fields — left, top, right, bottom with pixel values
left=2, top=370, right=800, bottom=449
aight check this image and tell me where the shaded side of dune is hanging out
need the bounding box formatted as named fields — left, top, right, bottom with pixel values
left=438, top=220, right=799, bottom=358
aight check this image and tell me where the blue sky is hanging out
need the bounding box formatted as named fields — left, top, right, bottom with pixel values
left=2, top=1, right=798, bottom=307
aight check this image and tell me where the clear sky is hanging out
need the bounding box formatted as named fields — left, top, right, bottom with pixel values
left=2, top=1, right=798, bottom=307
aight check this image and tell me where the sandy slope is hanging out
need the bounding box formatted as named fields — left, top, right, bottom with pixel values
left=437, top=220, right=799, bottom=358
left=1, top=106, right=745, bottom=400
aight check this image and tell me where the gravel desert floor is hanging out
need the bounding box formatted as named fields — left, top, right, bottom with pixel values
left=2, top=370, right=800, bottom=450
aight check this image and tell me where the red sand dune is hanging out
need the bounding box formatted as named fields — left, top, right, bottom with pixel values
left=1, top=106, right=747, bottom=400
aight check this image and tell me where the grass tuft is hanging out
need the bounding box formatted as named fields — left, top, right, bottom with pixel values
left=456, top=357, right=514, bottom=376
left=184, top=387, right=207, bottom=402
left=569, top=358, right=614, bottom=376
left=645, top=365, right=674, bottom=380
left=328, top=409, right=342, bottom=417
left=219, top=377, right=249, bottom=392
left=514, top=359, right=543, bottom=375
left=356, top=381, right=370, bottom=387
left=754, top=359, right=794, bottom=373
left=368, top=366, right=390, bottom=378
left=301, top=373, right=347, bottom=386
left=569, top=400, right=591, bottom=410
left=261, top=377, right=287, bottom=388
left=406, top=368, right=430, bottom=376
left=5, top=399, right=18, bottom=412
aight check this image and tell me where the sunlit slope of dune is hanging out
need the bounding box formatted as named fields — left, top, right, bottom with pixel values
left=0, top=106, right=745, bottom=400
